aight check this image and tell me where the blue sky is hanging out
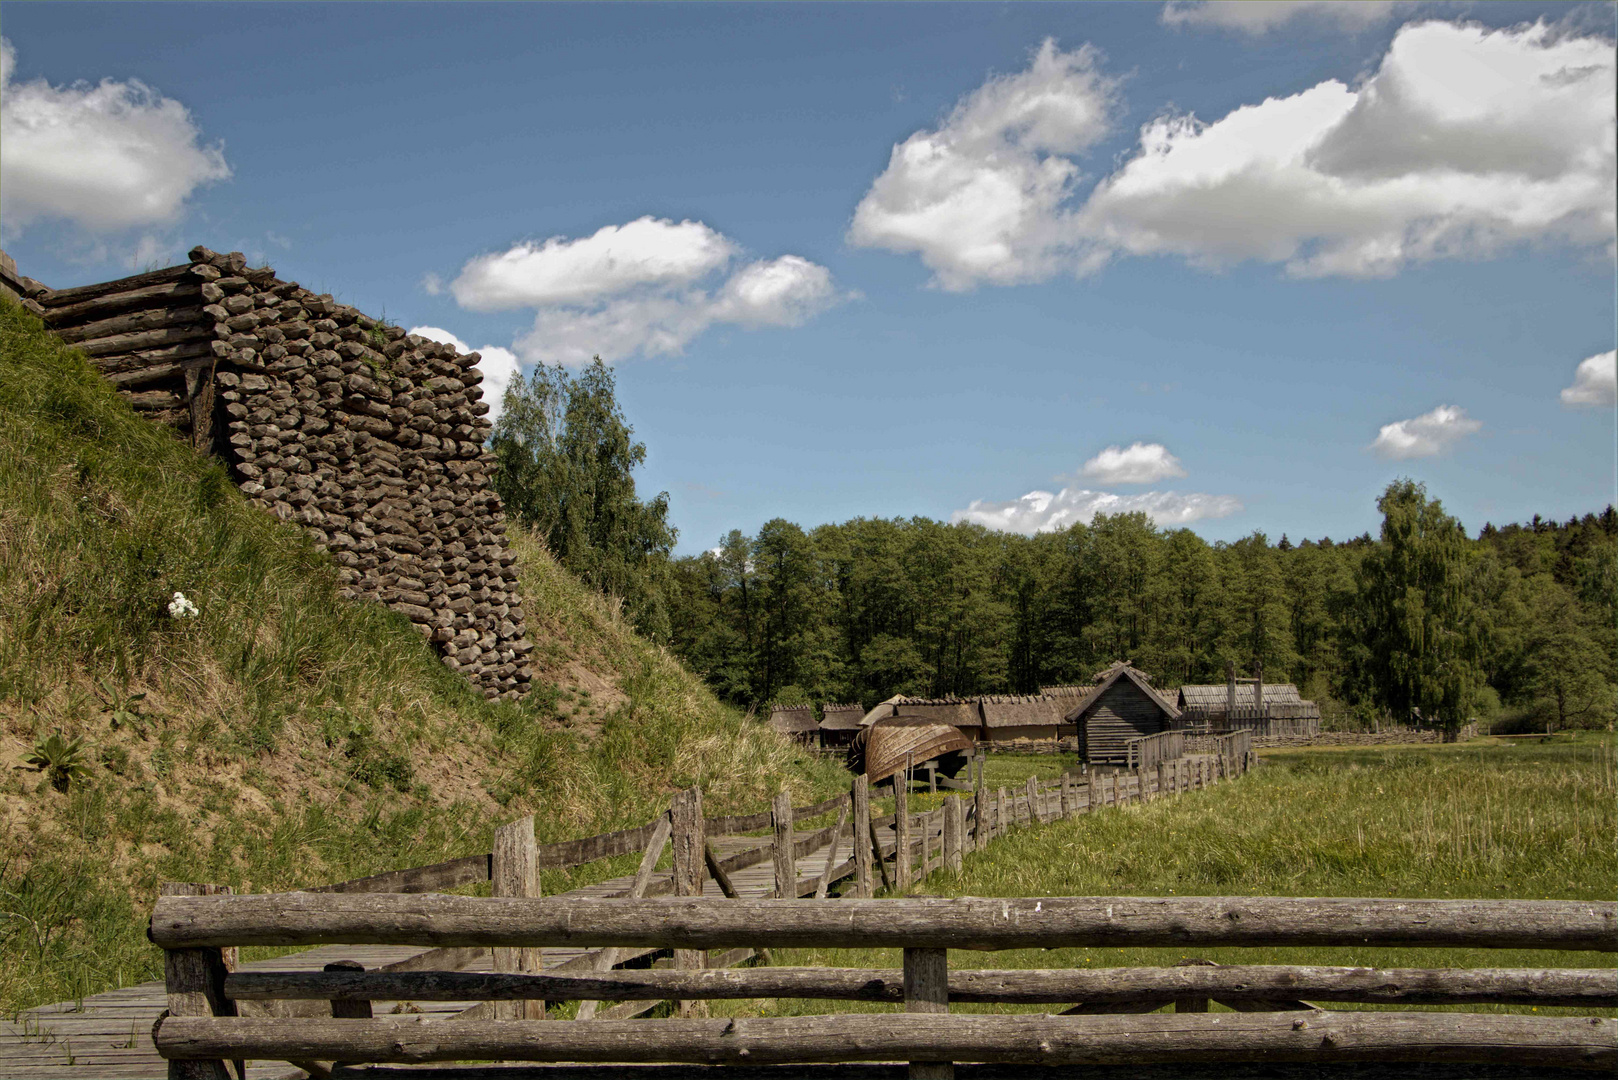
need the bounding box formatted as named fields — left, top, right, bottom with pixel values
left=2, top=1, right=1613, bottom=554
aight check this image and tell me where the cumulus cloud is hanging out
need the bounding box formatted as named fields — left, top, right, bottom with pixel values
left=847, top=38, right=1118, bottom=290
left=1160, top=1, right=1397, bottom=34
left=407, top=325, right=521, bottom=427
left=1078, top=442, right=1186, bottom=484
left=1080, top=20, right=1616, bottom=277
left=1561, top=349, right=1617, bottom=408
left=447, top=217, right=844, bottom=365
left=853, top=21, right=1615, bottom=288
left=1369, top=404, right=1482, bottom=459
left=953, top=487, right=1241, bottom=534
left=0, top=36, right=230, bottom=232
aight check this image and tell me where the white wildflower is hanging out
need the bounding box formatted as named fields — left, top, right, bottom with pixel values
left=167, top=591, right=199, bottom=619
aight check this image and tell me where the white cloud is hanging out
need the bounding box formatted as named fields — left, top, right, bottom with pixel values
left=450, top=217, right=736, bottom=311
left=448, top=218, right=844, bottom=366
left=1369, top=404, right=1482, bottom=459
left=853, top=21, right=1615, bottom=288
left=0, top=37, right=230, bottom=232
left=408, top=326, right=521, bottom=427
left=1081, top=20, right=1616, bottom=277
left=1160, top=1, right=1396, bottom=34
left=1079, top=442, right=1186, bottom=484
left=1561, top=350, right=1617, bottom=408
left=952, top=487, right=1241, bottom=534
left=846, top=38, right=1118, bottom=290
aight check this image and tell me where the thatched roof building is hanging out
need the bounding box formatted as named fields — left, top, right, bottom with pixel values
left=1063, top=662, right=1181, bottom=766
left=766, top=705, right=820, bottom=745
left=1176, top=665, right=1320, bottom=727
left=978, top=694, right=1074, bottom=742
left=818, top=703, right=866, bottom=747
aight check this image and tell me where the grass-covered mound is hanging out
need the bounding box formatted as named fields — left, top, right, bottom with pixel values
left=0, top=297, right=844, bottom=1012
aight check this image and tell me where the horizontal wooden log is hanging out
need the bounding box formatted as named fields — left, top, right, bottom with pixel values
left=708, top=794, right=846, bottom=837
left=126, top=388, right=185, bottom=410
left=43, top=263, right=197, bottom=305
left=535, top=817, right=663, bottom=869
left=149, top=894, right=1618, bottom=952
left=57, top=304, right=208, bottom=343
left=311, top=854, right=489, bottom=895
left=152, top=1012, right=1617, bottom=1069
left=104, top=356, right=214, bottom=388
left=44, top=281, right=205, bottom=324
left=223, top=964, right=1617, bottom=1008
left=93, top=339, right=220, bottom=374
left=74, top=324, right=213, bottom=356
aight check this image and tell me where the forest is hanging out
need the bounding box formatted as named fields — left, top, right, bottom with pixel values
left=493, top=363, right=1617, bottom=731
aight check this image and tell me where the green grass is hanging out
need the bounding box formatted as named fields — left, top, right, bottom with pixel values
left=0, top=298, right=844, bottom=1013
left=744, top=735, right=1616, bottom=1020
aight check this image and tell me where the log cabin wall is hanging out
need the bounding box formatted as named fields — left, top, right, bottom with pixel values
left=1078, top=680, right=1169, bottom=765
left=6, top=245, right=534, bottom=701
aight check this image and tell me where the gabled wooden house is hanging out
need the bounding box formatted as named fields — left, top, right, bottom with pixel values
left=1177, top=664, right=1319, bottom=731
left=1064, top=661, right=1182, bottom=766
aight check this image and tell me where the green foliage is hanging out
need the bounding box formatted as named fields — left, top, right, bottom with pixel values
left=492, top=359, right=676, bottom=640
left=96, top=676, right=154, bottom=738
left=668, top=489, right=1615, bottom=726
left=24, top=733, right=91, bottom=792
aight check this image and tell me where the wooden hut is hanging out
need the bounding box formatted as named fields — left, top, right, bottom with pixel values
left=889, top=696, right=985, bottom=741
left=849, top=718, right=974, bottom=785
left=1064, top=661, right=1181, bottom=766
left=978, top=694, right=1074, bottom=745
left=817, top=703, right=866, bottom=748
left=766, top=705, right=820, bottom=746
left=1176, top=664, right=1320, bottom=731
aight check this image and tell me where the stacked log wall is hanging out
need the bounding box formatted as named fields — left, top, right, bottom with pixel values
left=11, top=246, right=533, bottom=701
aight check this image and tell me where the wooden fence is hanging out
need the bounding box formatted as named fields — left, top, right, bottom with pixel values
left=149, top=747, right=1282, bottom=1076
left=1125, top=729, right=1184, bottom=771
left=151, top=891, right=1616, bottom=1076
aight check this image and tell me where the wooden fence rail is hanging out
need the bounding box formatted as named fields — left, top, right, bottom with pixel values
left=152, top=892, right=1617, bottom=1076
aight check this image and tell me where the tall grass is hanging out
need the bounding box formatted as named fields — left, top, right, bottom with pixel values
left=746, top=736, right=1616, bottom=1019
left=0, top=298, right=842, bottom=1012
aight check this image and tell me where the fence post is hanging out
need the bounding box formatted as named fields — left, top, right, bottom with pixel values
left=161, top=882, right=236, bottom=1080
left=1060, top=772, right=1073, bottom=818
left=853, top=774, right=872, bottom=898
left=1025, top=776, right=1041, bottom=825
left=944, top=795, right=963, bottom=875
left=671, top=786, right=707, bottom=1017
left=492, top=815, right=544, bottom=1021
left=895, top=773, right=912, bottom=892
left=972, top=756, right=987, bottom=852
left=904, top=947, right=953, bottom=1079
left=772, top=791, right=796, bottom=899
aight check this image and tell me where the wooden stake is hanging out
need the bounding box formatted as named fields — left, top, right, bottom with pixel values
left=161, top=882, right=237, bottom=1080
left=670, top=787, right=707, bottom=1017
left=904, top=947, right=953, bottom=1079
left=853, top=775, right=872, bottom=898
left=895, top=773, right=912, bottom=893
left=944, top=796, right=963, bottom=876
left=492, top=815, right=544, bottom=1021
left=771, top=792, right=796, bottom=900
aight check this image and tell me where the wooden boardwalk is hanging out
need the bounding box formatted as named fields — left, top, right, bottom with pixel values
left=0, top=821, right=901, bottom=1080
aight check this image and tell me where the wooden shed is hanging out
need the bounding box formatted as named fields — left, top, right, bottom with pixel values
left=766, top=705, right=820, bottom=746
left=978, top=694, right=1074, bottom=744
left=1177, top=664, right=1320, bottom=730
left=1064, top=662, right=1181, bottom=766
left=817, top=703, right=866, bottom=748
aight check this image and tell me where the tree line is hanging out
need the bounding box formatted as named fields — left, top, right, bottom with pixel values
left=493, top=367, right=1616, bottom=730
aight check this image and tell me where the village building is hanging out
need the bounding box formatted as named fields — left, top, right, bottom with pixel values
left=1063, top=661, right=1182, bottom=766
left=977, top=694, right=1075, bottom=745
left=817, top=703, right=866, bottom=748
left=1176, top=663, right=1320, bottom=733
left=766, top=704, right=820, bottom=746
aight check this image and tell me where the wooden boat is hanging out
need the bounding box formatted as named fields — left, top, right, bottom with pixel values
left=848, top=718, right=973, bottom=785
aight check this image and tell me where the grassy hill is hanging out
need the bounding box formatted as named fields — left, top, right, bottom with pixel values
left=0, top=297, right=845, bottom=1013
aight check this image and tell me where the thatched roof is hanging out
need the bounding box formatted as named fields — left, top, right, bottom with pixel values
left=1178, top=683, right=1316, bottom=717
left=1063, top=663, right=1181, bottom=723
left=766, top=705, right=818, bottom=734
left=819, top=704, right=867, bottom=731
left=1039, top=685, right=1091, bottom=698
left=891, top=697, right=982, bottom=729
left=978, top=694, right=1072, bottom=730
left=860, top=695, right=905, bottom=727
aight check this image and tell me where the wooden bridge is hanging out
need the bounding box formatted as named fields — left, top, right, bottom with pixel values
left=0, top=742, right=1395, bottom=1080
